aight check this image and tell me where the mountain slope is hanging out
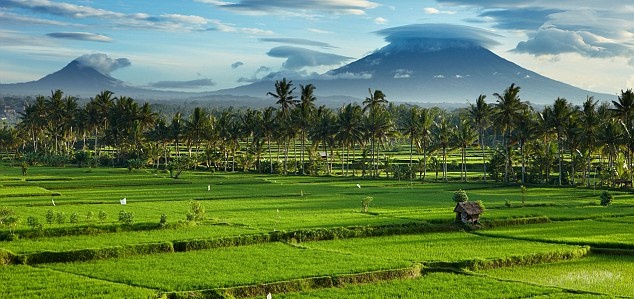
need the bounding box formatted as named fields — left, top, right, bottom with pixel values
left=0, top=59, right=185, bottom=99
left=214, top=40, right=613, bottom=104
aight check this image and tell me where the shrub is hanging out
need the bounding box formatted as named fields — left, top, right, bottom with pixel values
left=361, top=196, right=373, bottom=213
left=159, top=214, right=168, bottom=228
left=70, top=213, right=79, bottom=224
left=0, top=208, right=19, bottom=236
left=520, top=185, right=527, bottom=206
left=474, top=200, right=486, bottom=211
left=118, top=210, right=135, bottom=225
left=98, top=210, right=107, bottom=222
left=504, top=199, right=512, bottom=208
left=186, top=200, right=206, bottom=222
left=55, top=212, right=66, bottom=224
left=21, top=161, right=28, bottom=176
left=600, top=190, right=613, bottom=206
left=86, top=211, right=95, bottom=221
left=452, top=189, right=469, bottom=203
left=26, top=216, right=42, bottom=231
left=45, top=209, right=54, bottom=225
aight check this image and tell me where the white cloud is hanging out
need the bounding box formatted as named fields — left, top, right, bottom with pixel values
left=74, top=53, right=131, bottom=75
left=46, top=32, right=112, bottom=42
left=423, top=7, right=455, bottom=15
left=374, top=17, right=387, bottom=24
left=266, top=46, right=352, bottom=70
left=200, top=0, right=379, bottom=16
left=393, top=69, right=413, bottom=79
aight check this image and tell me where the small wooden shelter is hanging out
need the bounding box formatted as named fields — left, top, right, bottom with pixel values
left=453, top=202, right=483, bottom=224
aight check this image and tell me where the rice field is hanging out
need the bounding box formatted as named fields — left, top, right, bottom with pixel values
left=1, top=164, right=634, bottom=298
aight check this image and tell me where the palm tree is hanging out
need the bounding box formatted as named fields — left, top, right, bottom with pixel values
left=611, top=89, right=634, bottom=183
left=433, top=116, right=453, bottom=182
left=309, top=106, right=336, bottom=174
left=297, top=84, right=317, bottom=174
left=268, top=78, right=297, bottom=117
left=363, top=89, right=388, bottom=177
left=580, top=96, right=599, bottom=186
left=86, top=90, right=115, bottom=157
left=336, top=103, right=363, bottom=176
left=18, top=95, right=47, bottom=153
left=454, top=119, right=478, bottom=181
left=258, top=107, right=277, bottom=174
left=546, top=97, right=573, bottom=185
left=493, top=83, right=524, bottom=183
left=513, top=107, right=538, bottom=184
left=418, top=108, right=435, bottom=182
left=468, top=95, right=491, bottom=182
left=401, top=106, right=421, bottom=176
left=185, top=107, right=210, bottom=156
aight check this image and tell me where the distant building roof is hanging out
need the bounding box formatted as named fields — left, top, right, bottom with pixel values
left=453, top=201, right=483, bottom=215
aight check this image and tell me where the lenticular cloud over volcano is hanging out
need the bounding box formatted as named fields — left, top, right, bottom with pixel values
left=74, top=53, right=131, bottom=75
left=375, top=24, right=502, bottom=50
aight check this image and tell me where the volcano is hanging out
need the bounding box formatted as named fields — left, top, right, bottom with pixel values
left=214, top=38, right=613, bottom=104
left=0, top=58, right=183, bottom=99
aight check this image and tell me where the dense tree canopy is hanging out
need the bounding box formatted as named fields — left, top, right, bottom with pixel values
left=3, top=83, right=634, bottom=186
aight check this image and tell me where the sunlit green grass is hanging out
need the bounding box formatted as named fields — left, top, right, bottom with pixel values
left=476, top=219, right=634, bottom=248
left=302, top=232, right=582, bottom=263
left=0, top=265, right=158, bottom=299
left=273, top=272, right=587, bottom=299
left=481, top=255, right=634, bottom=297
left=43, top=242, right=410, bottom=291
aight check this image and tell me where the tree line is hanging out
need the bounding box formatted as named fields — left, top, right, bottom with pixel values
left=1, top=80, right=633, bottom=186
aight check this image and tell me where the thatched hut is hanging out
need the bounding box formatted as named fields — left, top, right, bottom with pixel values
left=453, top=201, right=483, bottom=224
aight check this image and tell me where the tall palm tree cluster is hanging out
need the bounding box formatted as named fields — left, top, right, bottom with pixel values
left=2, top=82, right=634, bottom=185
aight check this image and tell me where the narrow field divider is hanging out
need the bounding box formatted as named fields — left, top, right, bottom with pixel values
left=166, top=265, right=423, bottom=299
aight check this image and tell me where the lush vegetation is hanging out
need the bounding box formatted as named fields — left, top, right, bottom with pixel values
left=2, top=80, right=634, bottom=298
left=2, top=83, right=634, bottom=188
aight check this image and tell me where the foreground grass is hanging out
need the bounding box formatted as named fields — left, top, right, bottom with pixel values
left=42, top=242, right=409, bottom=291
left=481, top=255, right=634, bottom=297
left=475, top=220, right=634, bottom=248
left=0, top=265, right=158, bottom=299
left=302, top=231, right=582, bottom=263
left=272, top=272, right=605, bottom=299
left=0, top=224, right=261, bottom=254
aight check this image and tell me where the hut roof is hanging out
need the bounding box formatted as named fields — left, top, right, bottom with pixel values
left=453, top=201, right=483, bottom=215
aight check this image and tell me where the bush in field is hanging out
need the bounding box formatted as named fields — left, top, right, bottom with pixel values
left=504, top=199, right=513, bottom=208
left=600, top=190, right=613, bottom=206
left=26, top=216, right=43, bottom=231
left=98, top=210, right=107, bottom=222
left=118, top=210, right=135, bottom=225
left=45, top=209, right=55, bottom=225
left=86, top=211, right=95, bottom=221
left=168, top=156, right=193, bottom=179
left=475, top=200, right=486, bottom=211
left=361, top=196, right=373, bottom=213
left=159, top=214, right=168, bottom=228
left=186, top=200, right=206, bottom=222
left=55, top=212, right=66, bottom=224
left=70, top=213, right=79, bottom=224
left=452, top=189, right=469, bottom=203
left=21, top=161, right=28, bottom=176
left=127, top=158, right=144, bottom=172
left=0, top=208, right=19, bottom=235
left=520, top=185, right=527, bottom=207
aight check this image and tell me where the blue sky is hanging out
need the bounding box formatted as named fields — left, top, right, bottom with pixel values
left=1, top=0, right=633, bottom=94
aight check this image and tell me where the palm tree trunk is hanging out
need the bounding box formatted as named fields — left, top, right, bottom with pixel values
left=480, top=130, right=487, bottom=182
left=268, top=136, right=273, bottom=174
